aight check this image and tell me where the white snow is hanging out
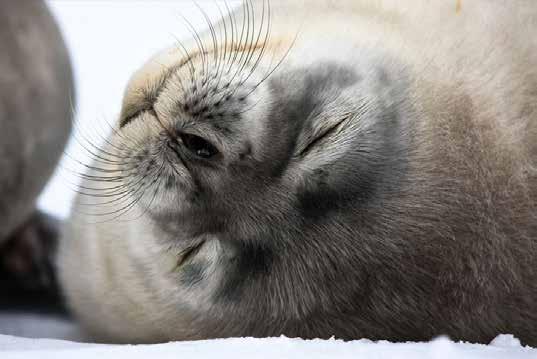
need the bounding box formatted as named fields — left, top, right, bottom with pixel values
left=0, top=334, right=536, bottom=359
left=1, top=1, right=533, bottom=358
left=0, top=313, right=83, bottom=341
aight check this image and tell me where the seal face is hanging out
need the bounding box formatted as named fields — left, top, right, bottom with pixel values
left=59, top=0, right=537, bottom=345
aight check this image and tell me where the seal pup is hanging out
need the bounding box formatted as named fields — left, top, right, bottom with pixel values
left=59, top=0, right=537, bottom=345
left=0, top=0, right=73, bottom=300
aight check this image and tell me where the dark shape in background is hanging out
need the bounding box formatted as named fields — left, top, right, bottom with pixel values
left=0, top=0, right=74, bottom=315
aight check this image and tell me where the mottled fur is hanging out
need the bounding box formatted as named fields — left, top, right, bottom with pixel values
left=59, top=0, right=537, bottom=345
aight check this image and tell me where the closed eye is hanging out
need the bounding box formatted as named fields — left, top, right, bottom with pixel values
left=299, top=121, right=343, bottom=157
left=298, top=113, right=351, bottom=157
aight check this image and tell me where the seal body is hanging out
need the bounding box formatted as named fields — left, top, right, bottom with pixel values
left=0, top=0, right=73, bottom=300
left=0, top=0, right=73, bottom=243
left=59, top=1, right=537, bottom=345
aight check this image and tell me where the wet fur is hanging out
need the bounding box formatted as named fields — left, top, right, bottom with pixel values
left=59, top=0, right=537, bottom=345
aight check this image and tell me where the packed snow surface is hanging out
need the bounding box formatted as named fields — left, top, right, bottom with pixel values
left=0, top=313, right=536, bottom=358
left=1, top=333, right=536, bottom=359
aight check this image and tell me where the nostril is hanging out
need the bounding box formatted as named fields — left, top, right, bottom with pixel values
left=168, top=138, right=181, bottom=151
left=167, top=139, right=181, bottom=156
left=167, top=139, right=189, bottom=169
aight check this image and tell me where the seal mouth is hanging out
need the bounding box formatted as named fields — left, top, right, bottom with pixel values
left=175, top=240, right=205, bottom=268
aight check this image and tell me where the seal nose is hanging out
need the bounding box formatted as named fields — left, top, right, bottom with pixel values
left=167, top=138, right=186, bottom=166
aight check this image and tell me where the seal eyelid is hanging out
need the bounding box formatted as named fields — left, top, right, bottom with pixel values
left=298, top=115, right=350, bottom=157
left=179, top=132, right=219, bottom=159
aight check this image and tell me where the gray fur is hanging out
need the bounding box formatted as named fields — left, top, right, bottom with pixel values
left=0, top=0, right=73, bottom=242
left=59, top=0, right=537, bottom=346
left=181, top=262, right=207, bottom=287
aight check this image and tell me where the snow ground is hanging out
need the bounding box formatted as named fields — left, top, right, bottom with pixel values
left=1, top=334, right=536, bottom=359
left=1, top=1, right=536, bottom=358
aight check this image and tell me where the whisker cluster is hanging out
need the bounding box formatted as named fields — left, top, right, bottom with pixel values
left=165, top=0, right=297, bottom=117
left=65, top=0, right=297, bottom=223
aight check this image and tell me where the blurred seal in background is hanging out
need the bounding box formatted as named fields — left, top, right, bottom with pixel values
left=0, top=0, right=74, bottom=311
